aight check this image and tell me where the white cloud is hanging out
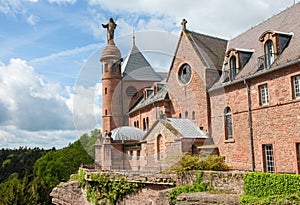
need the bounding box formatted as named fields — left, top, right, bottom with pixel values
left=71, top=83, right=101, bottom=131
left=29, top=43, right=99, bottom=64
left=88, top=0, right=297, bottom=39
left=27, top=14, right=39, bottom=26
left=0, top=59, right=73, bottom=131
left=0, top=125, right=78, bottom=149
left=0, top=58, right=103, bottom=148
left=48, top=0, right=76, bottom=5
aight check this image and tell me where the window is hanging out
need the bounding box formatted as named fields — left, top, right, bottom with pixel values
left=179, top=113, right=181, bottom=118
left=292, top=75, right=300, bottom=99
left=136, top=120, right=139, bottom=128
left=265, top=40, right=275, bottom=68
left=146, top=117, right=149, bottom=130
left=104, top=63, right=109, bottom=72
left=192, top=111, right=195, bottom=120
left=263, top=144, right=275, bottom=173
left=296, top=143, right=300, bottom=174
left=157, top=135, right=163, bottom=160
left=259, top=84, right=269, bottom=105
left=137, top=150, right=141, bottom=160
left=129, top=150, right=133, bottom=160
left=224, top=107, right=233, bottom=139
left=143, top=118, right=146, bottom=130
left=230, top=56, right=237, bottom=79
left=134, top=121, right=136, bottom=127
left=105, top=109, right=108, bottom=115
left=185, top=111, right=188, bottom=118
left=104, top=87, right=107, bottom=95
left=178, top=64, right=192, bottom=84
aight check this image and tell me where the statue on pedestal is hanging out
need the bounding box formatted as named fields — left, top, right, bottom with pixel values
left=102, top=18, right=117, bottom=43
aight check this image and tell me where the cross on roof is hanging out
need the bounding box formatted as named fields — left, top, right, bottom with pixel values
left=181, top=19, right=187, bottom=31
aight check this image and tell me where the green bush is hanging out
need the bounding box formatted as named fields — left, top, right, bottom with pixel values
left=243, top=172, right=300, bottom=197
left=166, top=153, right=230, bottom=174
left=240, top=172, right=300, bottom=204
left=169, top=172, right=208, bottom=205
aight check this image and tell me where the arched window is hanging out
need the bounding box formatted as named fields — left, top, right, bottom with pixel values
left=146, top=117, right=149, bottom=130
left=143, top=118, right=146, bottom=131
left=185, top=111, right=188, bottom=118
left=192, top=111, right=196, bottom=120
left=105, top=109, right=108, bottom=115
left=179, top=113, right=182, bottom=118
left=265, top=40, right=274, bottom=68
left=136, top=120, right=139, bottom=128
left=157, top=134, right=164, bottom=160
left=230, top=56, right=237, bottom=79
left=224, top=107, right=233, bottom=139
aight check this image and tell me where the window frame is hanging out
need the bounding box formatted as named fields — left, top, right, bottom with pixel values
left=230, top=56, right=237, bottom=79
left=264, top=40, right=275, bottom=68
left=263, top=144, right=275, bottom=173
left=259, top=84, right=269, bottom=106
left=292, top=75, right=300, bottom=99
left=224, top=107, right=233, bottom=140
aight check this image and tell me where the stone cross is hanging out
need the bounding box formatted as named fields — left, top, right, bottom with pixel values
left=181, top=19, right=187, bottom=31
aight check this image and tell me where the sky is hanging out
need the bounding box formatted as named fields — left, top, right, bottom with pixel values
left=0, top=0, right=299, bottom=149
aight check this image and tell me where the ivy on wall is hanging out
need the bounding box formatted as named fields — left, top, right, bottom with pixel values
left=73, top=170, right=144, bottom=205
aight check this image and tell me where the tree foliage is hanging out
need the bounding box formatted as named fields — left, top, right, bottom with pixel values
left=0, top=129, right=99, bottom=205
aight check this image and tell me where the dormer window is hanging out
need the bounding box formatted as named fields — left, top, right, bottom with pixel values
left=259, top=30, right=293, bottom=69
left=264, top=40, right=275, bottom=68
left=230, top=56, right=237, bottom=79
left=225, top=48, right=253, bottom=81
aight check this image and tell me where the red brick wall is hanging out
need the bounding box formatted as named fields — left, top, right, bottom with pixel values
left=167, top=33, right=211, bottom=133
left=210, top=63, right=300, bottom=173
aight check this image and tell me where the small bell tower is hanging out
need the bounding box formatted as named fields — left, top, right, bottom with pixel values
left=100, top=18, right=123, bottom=136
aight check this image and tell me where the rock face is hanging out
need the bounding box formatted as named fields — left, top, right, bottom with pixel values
left=176, top=192, right=240, bottom=205
left=50, top=181, right=91, bottom=205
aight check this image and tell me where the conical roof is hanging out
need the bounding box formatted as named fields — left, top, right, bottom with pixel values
left=122, top=44, right=162, bottom=81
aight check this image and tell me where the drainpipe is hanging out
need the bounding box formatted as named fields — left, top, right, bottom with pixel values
left=244, top=79, right=255, bottom=172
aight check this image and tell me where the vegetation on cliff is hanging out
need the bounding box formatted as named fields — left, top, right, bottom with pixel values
left=72, top=169, right=144, bottom=205
left=0, top=129, right=99, bottom=205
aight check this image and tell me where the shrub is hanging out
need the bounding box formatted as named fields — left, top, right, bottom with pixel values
left=169, top=172, right=208, bottom=205
left=240, top=172, right=300, bottom=204
left=243, top=172, right=300, bottom=197
left=166, top=153, right=230, bottom=174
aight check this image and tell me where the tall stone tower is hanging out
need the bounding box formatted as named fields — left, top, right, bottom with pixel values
left=100, top=18, right=122, bottom=136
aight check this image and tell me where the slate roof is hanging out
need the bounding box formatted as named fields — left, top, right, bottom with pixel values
left=111, top=126, right=145, bottom=141
left=187, top=30, right=228, bottom=70
left=210, top=2, right=300, bottom=90
left=164, top=118, right=209, bottom=138
left=122, top=44, right=163, bottom=81
left=129, top=82, right=168, bottom=114
left=142, top=118, right=209, bottom=141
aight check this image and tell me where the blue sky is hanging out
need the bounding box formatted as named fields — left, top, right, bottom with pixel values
left=0, top=0, right=298, bottom=149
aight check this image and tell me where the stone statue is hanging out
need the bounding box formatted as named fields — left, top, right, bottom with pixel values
left=102, top=18, right=117, bottom=43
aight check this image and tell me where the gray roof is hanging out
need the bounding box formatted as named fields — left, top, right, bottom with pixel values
left=165, top=118, right=209, bottom=138
left=122, top=44, right=163, bottom=81
left=210, top=2, right=300, bottom=90
left=187, top=30, right=228, bottom=70
left=111, top=126, right=145, bottom=141
left=129, top=82, right=168, bottom=114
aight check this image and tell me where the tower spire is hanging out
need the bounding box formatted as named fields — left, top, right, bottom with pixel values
left=133, top=28, right=136, bottom=46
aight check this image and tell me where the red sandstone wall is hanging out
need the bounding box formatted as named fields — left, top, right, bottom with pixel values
left=210, top=64, right=300, bottom=173
left=167, top=33, right=211, bottom=133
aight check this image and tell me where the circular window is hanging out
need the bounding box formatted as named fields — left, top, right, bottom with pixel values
left=126, top=86, right=137, bottom=97
left=178, top=64, right=192, bottom=84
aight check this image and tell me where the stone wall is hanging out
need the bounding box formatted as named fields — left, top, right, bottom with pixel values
left=51, top=170, right=245, bottom=205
